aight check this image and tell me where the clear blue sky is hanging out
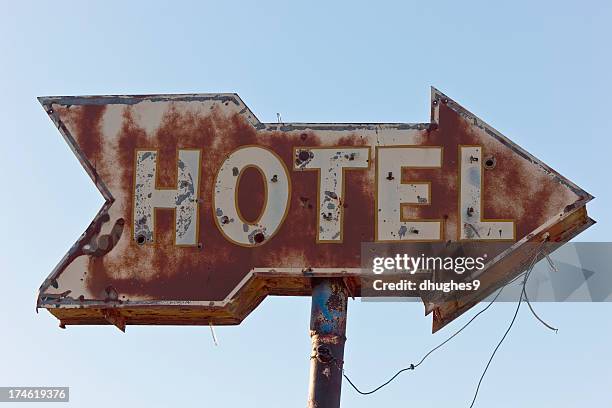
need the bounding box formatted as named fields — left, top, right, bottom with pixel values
left=1, top=1, right=611, bottom=406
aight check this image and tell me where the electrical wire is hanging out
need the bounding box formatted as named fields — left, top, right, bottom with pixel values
left=523, top=289, right=558, bottom=332
left=521, top=249, right=559, bottom=333
left=342, top=244, right=555, bottom=406
left=467, top=248, right=542, bottom=407
left=342, top=281, right=507, bottom=395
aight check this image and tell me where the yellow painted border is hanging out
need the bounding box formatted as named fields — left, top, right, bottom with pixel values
left=212, top=145, right=292, bottom=248
left=132, top=147, right=202, bottom=247
left=234, top=164, right=268, bottom=225
left=375, top=145, right=444, bottom=243
left=292, top=146, right=371, bottom=244
left=457, top=144, right=516, bottom=242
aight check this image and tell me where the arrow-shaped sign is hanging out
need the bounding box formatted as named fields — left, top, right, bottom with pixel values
left=37, top=88, right=593, bottom=332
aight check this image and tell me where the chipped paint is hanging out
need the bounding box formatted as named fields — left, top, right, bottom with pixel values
left=308, top=278, right=347, bottom=407
left=134, top=149, right=201, bottom=245
left=214, top=146, right=290, bottom=246
left=294, top=147, right=369, bottom=242
left=37, top=88, right=593, bottom=332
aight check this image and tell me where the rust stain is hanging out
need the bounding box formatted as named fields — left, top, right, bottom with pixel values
left=408, top=102, right=574, bottom=242
left=71, top=106, right=374, bottom=302
left=236, top=166, right=266, bottom=223
left=38, top=90, right=593, bottom=329
left=64, top=105, right=107, bottom=167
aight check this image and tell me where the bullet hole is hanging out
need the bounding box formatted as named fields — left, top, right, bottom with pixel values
left=316, top=345, right=333, bottom=363
left=467, top=207, right=475, bottom=217
left=232, top=167, right=239, bottom=176
left=221, top=215, right=230, bottom=225
left=298, top=150, right=311, bottom=162
left=322, top=212, right=333, bottom=221
left=484, top=156, right=496, bottom=169
left=386, top=172, right=394, bottom=180
left=136, top=234, right=146, bottom=245
left=197, top=242, right=203, bottom=249
left=325, top=191, right=338, bottom=200
left=254, top=232, right=265, bottom=244
left=271, top=174, right=278, bottom=183
left=469, top=155, right=479, bottom=163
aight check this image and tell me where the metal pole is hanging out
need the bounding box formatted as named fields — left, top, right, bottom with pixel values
left=307, top=278, right=348, bottom=408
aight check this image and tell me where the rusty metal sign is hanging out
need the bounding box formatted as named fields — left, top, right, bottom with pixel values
left=37, top=88, right=593, bottom=332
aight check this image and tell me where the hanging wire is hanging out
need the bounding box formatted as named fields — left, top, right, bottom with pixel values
left=209, top=322, right=219, bottom=346
left=523, top=249, right=559, bottom=332
left=342, top=278, right=508, bottom=395
left=467, top=245, right=545, bottom=407
left=342, top=242, right=558, bottom=407
left=523, top=290, right=558, bottom=332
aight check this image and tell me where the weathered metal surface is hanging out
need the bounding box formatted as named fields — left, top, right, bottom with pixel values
left=37, top=88, right=593, bottom=331
left=308, top=278, right=348, bottom=408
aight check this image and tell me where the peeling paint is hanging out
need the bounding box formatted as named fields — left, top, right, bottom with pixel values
left=37, top=88, right=593, bottom=331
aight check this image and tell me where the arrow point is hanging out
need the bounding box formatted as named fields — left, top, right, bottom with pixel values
left=37, top=96, right=49, bottom=107
left=430, top=86, right=448, bottom=100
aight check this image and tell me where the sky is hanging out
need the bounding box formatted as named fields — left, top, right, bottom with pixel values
left=1, top=1, right=611, bottom=407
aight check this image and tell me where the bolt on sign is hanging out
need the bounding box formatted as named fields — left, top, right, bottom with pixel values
left=37, top=88, right=593, bottom=332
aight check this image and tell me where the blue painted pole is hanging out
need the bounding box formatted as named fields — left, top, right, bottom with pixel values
left=307, top=278, right=348, bottom=408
